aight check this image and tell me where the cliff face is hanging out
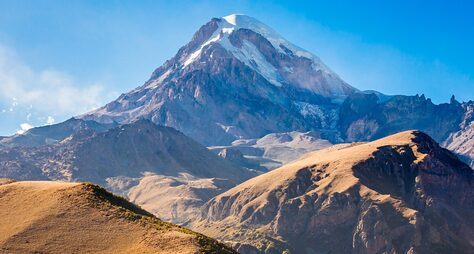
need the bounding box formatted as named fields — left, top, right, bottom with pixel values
left=194, top=131, right=474, bottom=254
left=445, top=102, right=474, bottom=168
left=338, top=93, right=465, bottom=143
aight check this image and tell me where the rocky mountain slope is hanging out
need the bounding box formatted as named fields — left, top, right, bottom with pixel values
left=210, top=131, right=333, bottom=171
left=193, top=131, right=474, bottom=253
left=338, top=93, right=465, bottom=143
left=0, top=179, right=235, bottom=254
left=447, top=123, right=474, bottom=168
left=445, top=102, right=474, bottom=168
left=81, top=14, right=356, bottom=145
left=76, top=14, right=474, bottom=166
left=338, top=94, right=474, bottom=167
left=0, top=119, right=255, bottom=224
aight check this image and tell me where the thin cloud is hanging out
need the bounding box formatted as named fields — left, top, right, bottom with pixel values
left=0, top=44, right=117, bottom=135
left=46, top=116, right=55, bottom=125
left=0, top=45, right=107, bottom=116
left=16, top=123, right=33, bottom=134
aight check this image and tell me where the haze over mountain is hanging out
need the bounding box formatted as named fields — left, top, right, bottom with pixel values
left=0, top=118, right=256, bottom=224
left=194, top=131, right=474, bottom=253
left=210, top=131, right=333, bottom=171
left=0, top=179, right=235, bottom=254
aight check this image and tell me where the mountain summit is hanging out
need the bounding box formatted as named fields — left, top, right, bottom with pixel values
left=79, top=14, right=474, bottom=167
left=178, top=14, right=354, bottom=96
left=82, top=14, right=356, bottom=145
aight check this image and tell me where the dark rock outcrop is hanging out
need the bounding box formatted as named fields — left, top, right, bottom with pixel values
left=338, top=93, right=465, bottom=142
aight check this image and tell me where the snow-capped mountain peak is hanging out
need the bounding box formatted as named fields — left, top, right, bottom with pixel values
left=221, top=14, right=314, bottom=59
left=81, top=15, right=358, bottom=145
left=180, top=14, right=348, bottom=92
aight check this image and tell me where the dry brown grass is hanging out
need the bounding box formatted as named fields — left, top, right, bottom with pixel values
left=0, top=180, right=235, bottom=254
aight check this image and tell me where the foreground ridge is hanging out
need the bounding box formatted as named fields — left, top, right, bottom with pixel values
left=0, top=180, right=236, bottom=254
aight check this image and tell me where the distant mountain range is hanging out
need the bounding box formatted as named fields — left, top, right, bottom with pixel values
left=0, top=118, right=256, bottom=224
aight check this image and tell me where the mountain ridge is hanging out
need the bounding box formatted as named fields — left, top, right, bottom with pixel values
left=193, top=130, right=474, bottom=253
left=0, top=118, right=256, bottom=224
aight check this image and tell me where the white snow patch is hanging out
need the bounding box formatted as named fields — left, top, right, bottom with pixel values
left=183, top=32, right=222, bottom=67
left=146, top=69, right=172, bottom=89
left=294, top=101, right=325, bottom=119
left=293, top=101, right=339, bottom=129
left=222, top=14, right=310, bottom=58
left=180, top=14, right=341, bottom=87
left=222, top=14, right=337, bottom=75
left=216, top=122, right=244, bottom=139
left=283, top=66, right=294, bottom=73
left=220, top=38, right=283, bottom=86
left=181, top=15, right=285, bottom=86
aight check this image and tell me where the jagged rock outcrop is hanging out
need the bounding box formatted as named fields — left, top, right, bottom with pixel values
left=193, top=131, right=474, bottom=253
left=338, top=93, right=465, bottom=142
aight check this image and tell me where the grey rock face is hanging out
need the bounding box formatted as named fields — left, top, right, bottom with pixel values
left=338, top=93, right=465, bottom=142
left=445, top=101, right=474, bottom=168
left=0, top=118, right=117, bottom=148
left=337, top=93, right=474, bottom=166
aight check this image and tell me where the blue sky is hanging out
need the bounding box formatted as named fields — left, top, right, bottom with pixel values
left=0, top=0, right=473, bottom=135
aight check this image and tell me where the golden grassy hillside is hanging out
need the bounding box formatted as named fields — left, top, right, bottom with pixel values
left=0, top=180, right=236, bottom=254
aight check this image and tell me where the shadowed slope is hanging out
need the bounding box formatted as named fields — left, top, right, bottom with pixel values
left=0, top=119, right=256, bottom=224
